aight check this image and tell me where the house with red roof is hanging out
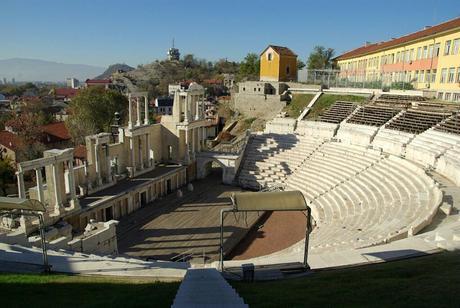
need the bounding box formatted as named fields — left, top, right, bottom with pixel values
left=85, top=79, right=112, bottom=89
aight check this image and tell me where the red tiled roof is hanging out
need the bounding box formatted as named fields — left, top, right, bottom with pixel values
left=0, top=131, right=21, bottom=150
left=55, top=88, right=79, bottom=98
left=85, top=79, right=112, bottom=84
left=41, top=122, right=71, bottom=141
left=74, top=145, right=87, bottom=159
left=261, top=45, right=297, bottom=57
left=336, top=17, right=460, bottom=60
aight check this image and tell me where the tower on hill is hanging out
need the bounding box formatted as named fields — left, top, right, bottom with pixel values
left=167, top=39, right=180, bottom=61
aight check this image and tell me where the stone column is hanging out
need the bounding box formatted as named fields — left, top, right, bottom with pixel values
left=136, top=97, right=141, bottom=126
left=202, top=126, right=206, bottom=150
left=146, top=133, right=152, bottom=167
left=128, top=94, right=133, bottom=129
left=35, top=168, right=44, bottom=203
left=184, top=95, right=190, bottom=123
left=52, top=163, right=63, bottom=213
left=94, top=143, right=102, bottom=185
left=184, top=129, right=190, bottom=163
left=191, top=128, right=195, bottom=158
left=67, top=160, right=79, bottom=209
left=195, top=96, right=200, bottom=120
left=16, top=171, right=26, bottom=199
left=144, top=96, right=149, bottom=125
left=106, top=155, right=112, bottom=183
left=139, top=137, right=144, bottom=170
left=130, top=137, right=135, bottom=171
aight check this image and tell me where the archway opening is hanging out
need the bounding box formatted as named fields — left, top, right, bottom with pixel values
left=202, top=159, right=224, bottom=183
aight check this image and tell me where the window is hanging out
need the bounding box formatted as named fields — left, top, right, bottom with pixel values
left=437, top=92, right=444, bottom=99
left=286, top=66, right=290, bottom=75
left=422, top=46, right=428, bottom=58
left=419, top=70, right=425, bottom=83
left=168, top=145, right=173, bottom=160
left=267, top=53, right=272, bottom=61
left=445, top=93, right=451, bottom=101
left=440, top=68, right=447, bottom=83
left=448, top=67, right=455, bottom=83
left=396, top=52, right=400, bottom=63
left=242, top=87, right=245, bottom=91
left=425, top=70, right=430, bottom=83
left=409, top=49, right=414, bottom=61
left=434, top=43, right=440, bottom=57
left=428, top=44, right=434, bottom=58
left=453, top=39, right=460, bottom=55
left=454, top=93, right=460, bottom=102
left=444, top=40, right=451, bottom=55
left=405, top=50, right=410, bottom=62
left=416, top=47, right=422, bottom=60
left=431, top=69, right=437, bottom=83
left=457, top=67, right=460, bottom=83
left=415, top=70, right=419, bottom=82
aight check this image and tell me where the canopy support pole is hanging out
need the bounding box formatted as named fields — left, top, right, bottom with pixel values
left=303, top=207, right=312, bottom=269
left=219, top=208, right=233, bottom=272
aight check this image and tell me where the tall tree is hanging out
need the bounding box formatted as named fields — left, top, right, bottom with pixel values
left=0, top=150, right=15, bottom=196
left=66, top=87, right=128, bottom=144
left=238, top=53, right=260, bottom=81
left=307, top=46, right=336, bottom=69
left=5, top=113, right=46, bottom=161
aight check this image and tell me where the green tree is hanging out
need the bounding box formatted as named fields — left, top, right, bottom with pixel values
left=238, top=53, right=260, bottom=81
left=297, top=59, right=306, bottom=70
left=0, top=151, right=15, bottom=196
left=66, top=87, right=128, bottom=144
left=307, top=46, right=336, bottom=69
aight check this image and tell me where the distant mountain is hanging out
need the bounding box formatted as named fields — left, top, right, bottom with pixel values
left=0, top=58, right=105, bottom=82
left=96, top=63, right=135, bottom=79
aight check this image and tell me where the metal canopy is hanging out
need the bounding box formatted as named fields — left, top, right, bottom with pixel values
left=0, top=197, right=50, bottom=272
left=220, top=190, right=312, bottom=272
left=0, top=197, right=46, bottom=212
left=231, top=190, right=307, bottom=211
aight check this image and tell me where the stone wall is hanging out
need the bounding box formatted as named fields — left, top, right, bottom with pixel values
left=233, top=93, right=286, bottom=119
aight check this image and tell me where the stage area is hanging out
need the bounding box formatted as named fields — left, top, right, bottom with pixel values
left=117, top=169, right=262, bottom=262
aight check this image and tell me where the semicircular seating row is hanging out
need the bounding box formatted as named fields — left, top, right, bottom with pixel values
left=238, top=133, right=442, bottom=253
left=285, top=141, right=441, bottom=253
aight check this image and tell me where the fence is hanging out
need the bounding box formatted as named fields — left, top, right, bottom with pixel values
left=298, top=69, right=418, bottom=90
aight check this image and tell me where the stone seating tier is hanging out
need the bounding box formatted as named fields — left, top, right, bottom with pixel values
left=318, top=101, right=358, bottom=124
left=347, top=106, right=401, bottom=126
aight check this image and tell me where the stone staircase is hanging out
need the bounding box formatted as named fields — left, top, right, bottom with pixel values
left=172, top=268, right=248, bottom=307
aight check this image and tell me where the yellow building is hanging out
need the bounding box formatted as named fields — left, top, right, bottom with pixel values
left=260, top=45, right=298, bottom=82
left=335, top=17, right=460, bottom=101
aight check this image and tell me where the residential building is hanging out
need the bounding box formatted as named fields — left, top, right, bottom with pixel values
left=154, top=96, right=174, bottom=115
left=260, top=45, right=298, bottom=82
left=85, top=79, right=112, bottom=89
left=335, top=17, right=460, bottom=101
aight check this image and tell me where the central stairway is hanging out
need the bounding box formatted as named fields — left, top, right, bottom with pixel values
left=172, top=268, right=248, bottom=307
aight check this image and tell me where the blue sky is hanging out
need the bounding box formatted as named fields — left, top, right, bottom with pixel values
left=1, top=0, right=459, bottom=67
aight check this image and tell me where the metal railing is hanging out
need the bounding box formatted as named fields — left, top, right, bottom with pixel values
left=171, top=248, right=207, bottom=264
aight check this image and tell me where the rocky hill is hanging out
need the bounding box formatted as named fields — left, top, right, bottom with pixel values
left=95, top=63, right=135, bottom=79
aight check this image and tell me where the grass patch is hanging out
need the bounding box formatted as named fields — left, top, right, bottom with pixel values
left=283, top=94, right=315, bottom=118
left=232, top=251, right=460, bottom=307
left=306, top=94, right=368, bottom=120
left=0, top=273, right=179, bottom=308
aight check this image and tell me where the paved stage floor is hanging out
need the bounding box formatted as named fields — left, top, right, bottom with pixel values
left=117, top=170, right=262, bottom=263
